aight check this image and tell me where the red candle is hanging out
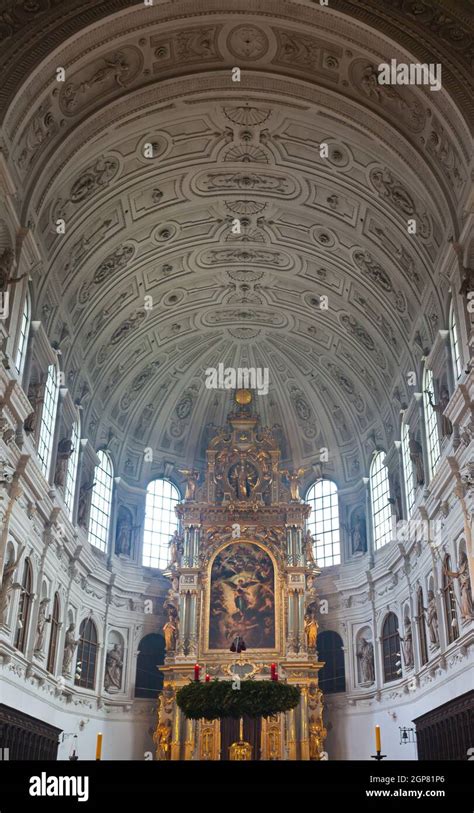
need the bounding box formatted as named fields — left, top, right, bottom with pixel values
left=194, top=663, right=200, bottom=681
left=205, top=674, right=210, bottom=683
left=271, top=663, right=277, bottom=681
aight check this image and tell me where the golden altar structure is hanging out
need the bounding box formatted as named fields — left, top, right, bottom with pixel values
left=154, top=390, right=327, bottom=760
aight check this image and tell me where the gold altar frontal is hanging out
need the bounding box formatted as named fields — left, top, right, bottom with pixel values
left=154, top=391, right=327, bottom=761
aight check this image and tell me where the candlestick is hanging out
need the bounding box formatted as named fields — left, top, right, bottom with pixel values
left=375, top=725, right=381, bottom=752
left=95, top=732, right=102, bottom=761
left=194, top=663, right=200, bottom=681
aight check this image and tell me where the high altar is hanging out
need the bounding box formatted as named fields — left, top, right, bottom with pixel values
left=154, top=390, right=327, bottom=760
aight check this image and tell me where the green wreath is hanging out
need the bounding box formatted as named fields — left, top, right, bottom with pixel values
left=176, top=680, right=301, bottom=720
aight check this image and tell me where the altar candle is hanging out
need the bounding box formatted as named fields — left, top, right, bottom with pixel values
left=96, top=732, right=103, bottom=761
left=194, top=663, right=200, bottom=681
left=205, top=674, right=210, bottom=683
left=375, top=725, right=381, bottom=752
left=271, top=663, right=276, bottom=681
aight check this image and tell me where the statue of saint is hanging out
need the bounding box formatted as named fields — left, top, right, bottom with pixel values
left=104, top=643, right=123, bottom=692
left=304, top=531, right=317, bottom=565
left=309, top=717, right=327, bottom=760
left=426, top=386, right=453, bottom=436
left=357, top=637, right=375, bottom=683
left=304, top=612, right=318, bottom=650
left=163, top=612, right=178, bottom=652
left=54, top=438, right=74, bottom=488
left=62, top=623, right=80, bottom=674
left=400, top=617, right=414, bottom=668
left=409, top=437, right=425, bottom=486
left=34, top=597, right=50, bottom=653
left=425, top=590, right=439, bottom=645
left=0, top=545, right=24, bottom=625
left=445, top=553, right=473, bottom=621
left=178, top=468, right=200, bottom=500
left=168, top=530, right=182, bottom=568
left=351, top=510, right=367, bottom=554
left=281, top=467, right=308, bottom=501
left=155, top=719, right=172, bottom=760
left=77, top=480, right=95, bottom=528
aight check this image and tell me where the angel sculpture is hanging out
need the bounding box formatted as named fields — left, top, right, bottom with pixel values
left=280, top=467, right=309, bottom=501
left=178, top=468, right=200, bottom=500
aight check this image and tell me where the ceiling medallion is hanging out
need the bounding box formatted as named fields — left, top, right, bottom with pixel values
left=226, top=25, right=269, bottom=60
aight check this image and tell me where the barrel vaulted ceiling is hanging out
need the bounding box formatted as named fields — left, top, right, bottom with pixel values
left=1, top=0, right=472, bottom=486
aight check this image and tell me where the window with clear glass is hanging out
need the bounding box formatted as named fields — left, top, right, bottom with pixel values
left=37, top=364, right=58, bottom=479
left=401, top=422, right=415, bottom=516
left=382, top=612, right=401, bottom=682
left=88, top=451, right=113, bottom=552
left=450, top=302, right=462, bottom=380
left=306, top=479, right=341, bottom=567
left=317, top=631, right=346, bottom=693
left=64, top=420, right=80, bottom=519
left=370, top=451, right=392, bottom=550
left=423, top=367, right=441, bottom=479
left=74, top=618, right=98, bottom=689
left=14, top=290, right=30, bottom=376
left=143, top=479, right=180, bottom=569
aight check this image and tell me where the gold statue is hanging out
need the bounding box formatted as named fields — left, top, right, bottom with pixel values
left=304, top=530, right=317, bottom=565
left=280, top=467, right=309, bottom=501
left=178, top=468, right=200, bottom=500
left=304, top=612, right=318, bottom=650
left=154, top=719, right=172, bottom=760
left=309, top=718, right=327, bottom=760
left=163, top=612, right=178, bottom=652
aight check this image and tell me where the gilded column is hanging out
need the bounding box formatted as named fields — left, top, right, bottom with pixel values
left=297, top=592, right=305, bottom=652
left=287, top=708, right=297, bottom=760
left=184, top=717, right=194, bottom=760
left=286, top=526, right=293, bottom=565
left=171, top=705, right=182, bottom=760
left=299, top=687, right=310, bottom=760
left=176, top=592, right=187, bottom=656
left=287, top=590, right=296, bottom=655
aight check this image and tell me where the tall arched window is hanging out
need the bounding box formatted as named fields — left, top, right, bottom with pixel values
left=317, top=630, right=346, bottom=693
left=417, top=586, right=428, bottom=666
left=134, top=633, right=165, bottom=698
left=143, top=479, right=180, bottom=568
left=442, top=555, right=459, bottom=645
left=423, top=367, right=441, bottom=479
left=46, top=592, right=60, bottom=674
left=14, top=290, right=30, bottom=377
left=381, top=612, right=401, bottom=682
left=449, top=301, right=462, bottom=380
left=14, top=558, right=33, bottom=653
left=75, top=618, right=98, bottom=689
left=370, top=452, right=392, bottom=550
left=306, top=479, right=341, bottom=567
left=88, top=451, right=114, bottom=552
left=37, top=363, right=58, bottom=478
left=64, top=420, right=80, bottom=519
left=401, top=422, right=415, bottom=516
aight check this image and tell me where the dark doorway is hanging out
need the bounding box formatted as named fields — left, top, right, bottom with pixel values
left=413, top=690, right=474, bottom=760
left=134, top=633, right=165, bottom=698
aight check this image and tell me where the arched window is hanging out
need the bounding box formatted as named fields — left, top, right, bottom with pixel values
left=46, top=592, right=60, bottom=674
left=75, top=618, right=98, bottom=689
left=423, top=367, right=441, bottom=479
left=64, top=420, right=80, bottom=519
left=14, top=289, right=30, bottom=377
left=88, top=451, right=114, bottom=552
left=317, top=630, right=345, bottom=693
left=306, top=479, right=341, bottom=567
left=370, top=452, right=392, bottom=550
left=381, top=612, right=401, bottom=682
left=14, top=558, right=33, bottom=653
left=449, top=301, right=462, bottom=380
left=37, top=363, right=58, bottom=478
left=442, top=555, right=459, bottom=645
left=134, top=633, right=165, bottom=698
left=417, top=586, right=428, bottom=666
left=143, top=479, right=180, bottom=569
left=401, top=422, right=415, bottom=516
